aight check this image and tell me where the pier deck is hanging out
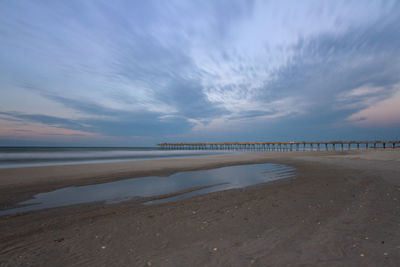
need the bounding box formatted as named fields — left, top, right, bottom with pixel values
left=158, top=141, right=400, bottom=151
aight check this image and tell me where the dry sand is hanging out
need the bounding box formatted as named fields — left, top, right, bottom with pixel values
left=0, top=150, right=399, bottom=266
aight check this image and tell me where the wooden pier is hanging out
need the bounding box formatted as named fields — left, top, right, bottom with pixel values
left=158, top=141, right=400, bottom=151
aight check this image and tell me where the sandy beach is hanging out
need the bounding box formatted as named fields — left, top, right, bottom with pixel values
left=0, top=150, right=399, bottom=266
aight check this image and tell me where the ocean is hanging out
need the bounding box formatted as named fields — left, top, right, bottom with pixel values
left=0, top=147, right=232, bottom=169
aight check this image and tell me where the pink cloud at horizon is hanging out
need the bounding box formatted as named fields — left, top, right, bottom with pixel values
left=0, top=122, right=101, bottom=142
left=348, top=90, right=400, bottom=127
left=0, top=119, right=157, bottom=145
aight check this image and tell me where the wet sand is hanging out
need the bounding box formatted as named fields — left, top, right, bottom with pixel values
left=0, top=150, right=399, bottom=266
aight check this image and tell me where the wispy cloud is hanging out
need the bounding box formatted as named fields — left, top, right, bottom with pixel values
left=1, top=0, right=399, bottom=145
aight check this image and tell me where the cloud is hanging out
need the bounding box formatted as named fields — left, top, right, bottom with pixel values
left=347, top=87, right=400, bottom=126
left=185, top=5, right=400, bottom=138
left=1, top=0, right=400, bottom=145
left=0, top=111, right=87, bottom=130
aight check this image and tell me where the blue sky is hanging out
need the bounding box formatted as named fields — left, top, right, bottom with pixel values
left=1, top=0, right=399, bottom=146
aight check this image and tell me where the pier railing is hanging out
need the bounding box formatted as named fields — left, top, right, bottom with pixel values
left=158, top=141, right=400, bottom=151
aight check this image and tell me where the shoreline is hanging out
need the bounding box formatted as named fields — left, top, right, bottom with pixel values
left=0, top=151, right=342, bottom=209
left=1, top=150, right=399, bottom=266
left=1, top=149, right=399, bottom=208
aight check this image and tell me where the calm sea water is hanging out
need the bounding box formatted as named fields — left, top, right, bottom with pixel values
left=0, top=147, right=233, bottom=169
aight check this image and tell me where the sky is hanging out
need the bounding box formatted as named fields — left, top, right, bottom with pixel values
left=1, top=0, right=400, bottom=146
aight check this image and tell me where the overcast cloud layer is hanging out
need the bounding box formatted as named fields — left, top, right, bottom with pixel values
left=1, top=0, right=399, bottom=146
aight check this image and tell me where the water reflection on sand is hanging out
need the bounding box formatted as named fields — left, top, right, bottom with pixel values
left=0, top=163, right=295, bottom=215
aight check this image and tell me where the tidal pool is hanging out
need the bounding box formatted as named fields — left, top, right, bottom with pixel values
left=0, top=163, right=295, bottom=215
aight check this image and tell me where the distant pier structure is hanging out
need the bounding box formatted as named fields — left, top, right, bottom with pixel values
left=158, top=141, right=400, bottom=151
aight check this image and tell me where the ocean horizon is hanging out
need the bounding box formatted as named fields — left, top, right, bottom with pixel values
left=0, top=146, right=233, bottom=169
